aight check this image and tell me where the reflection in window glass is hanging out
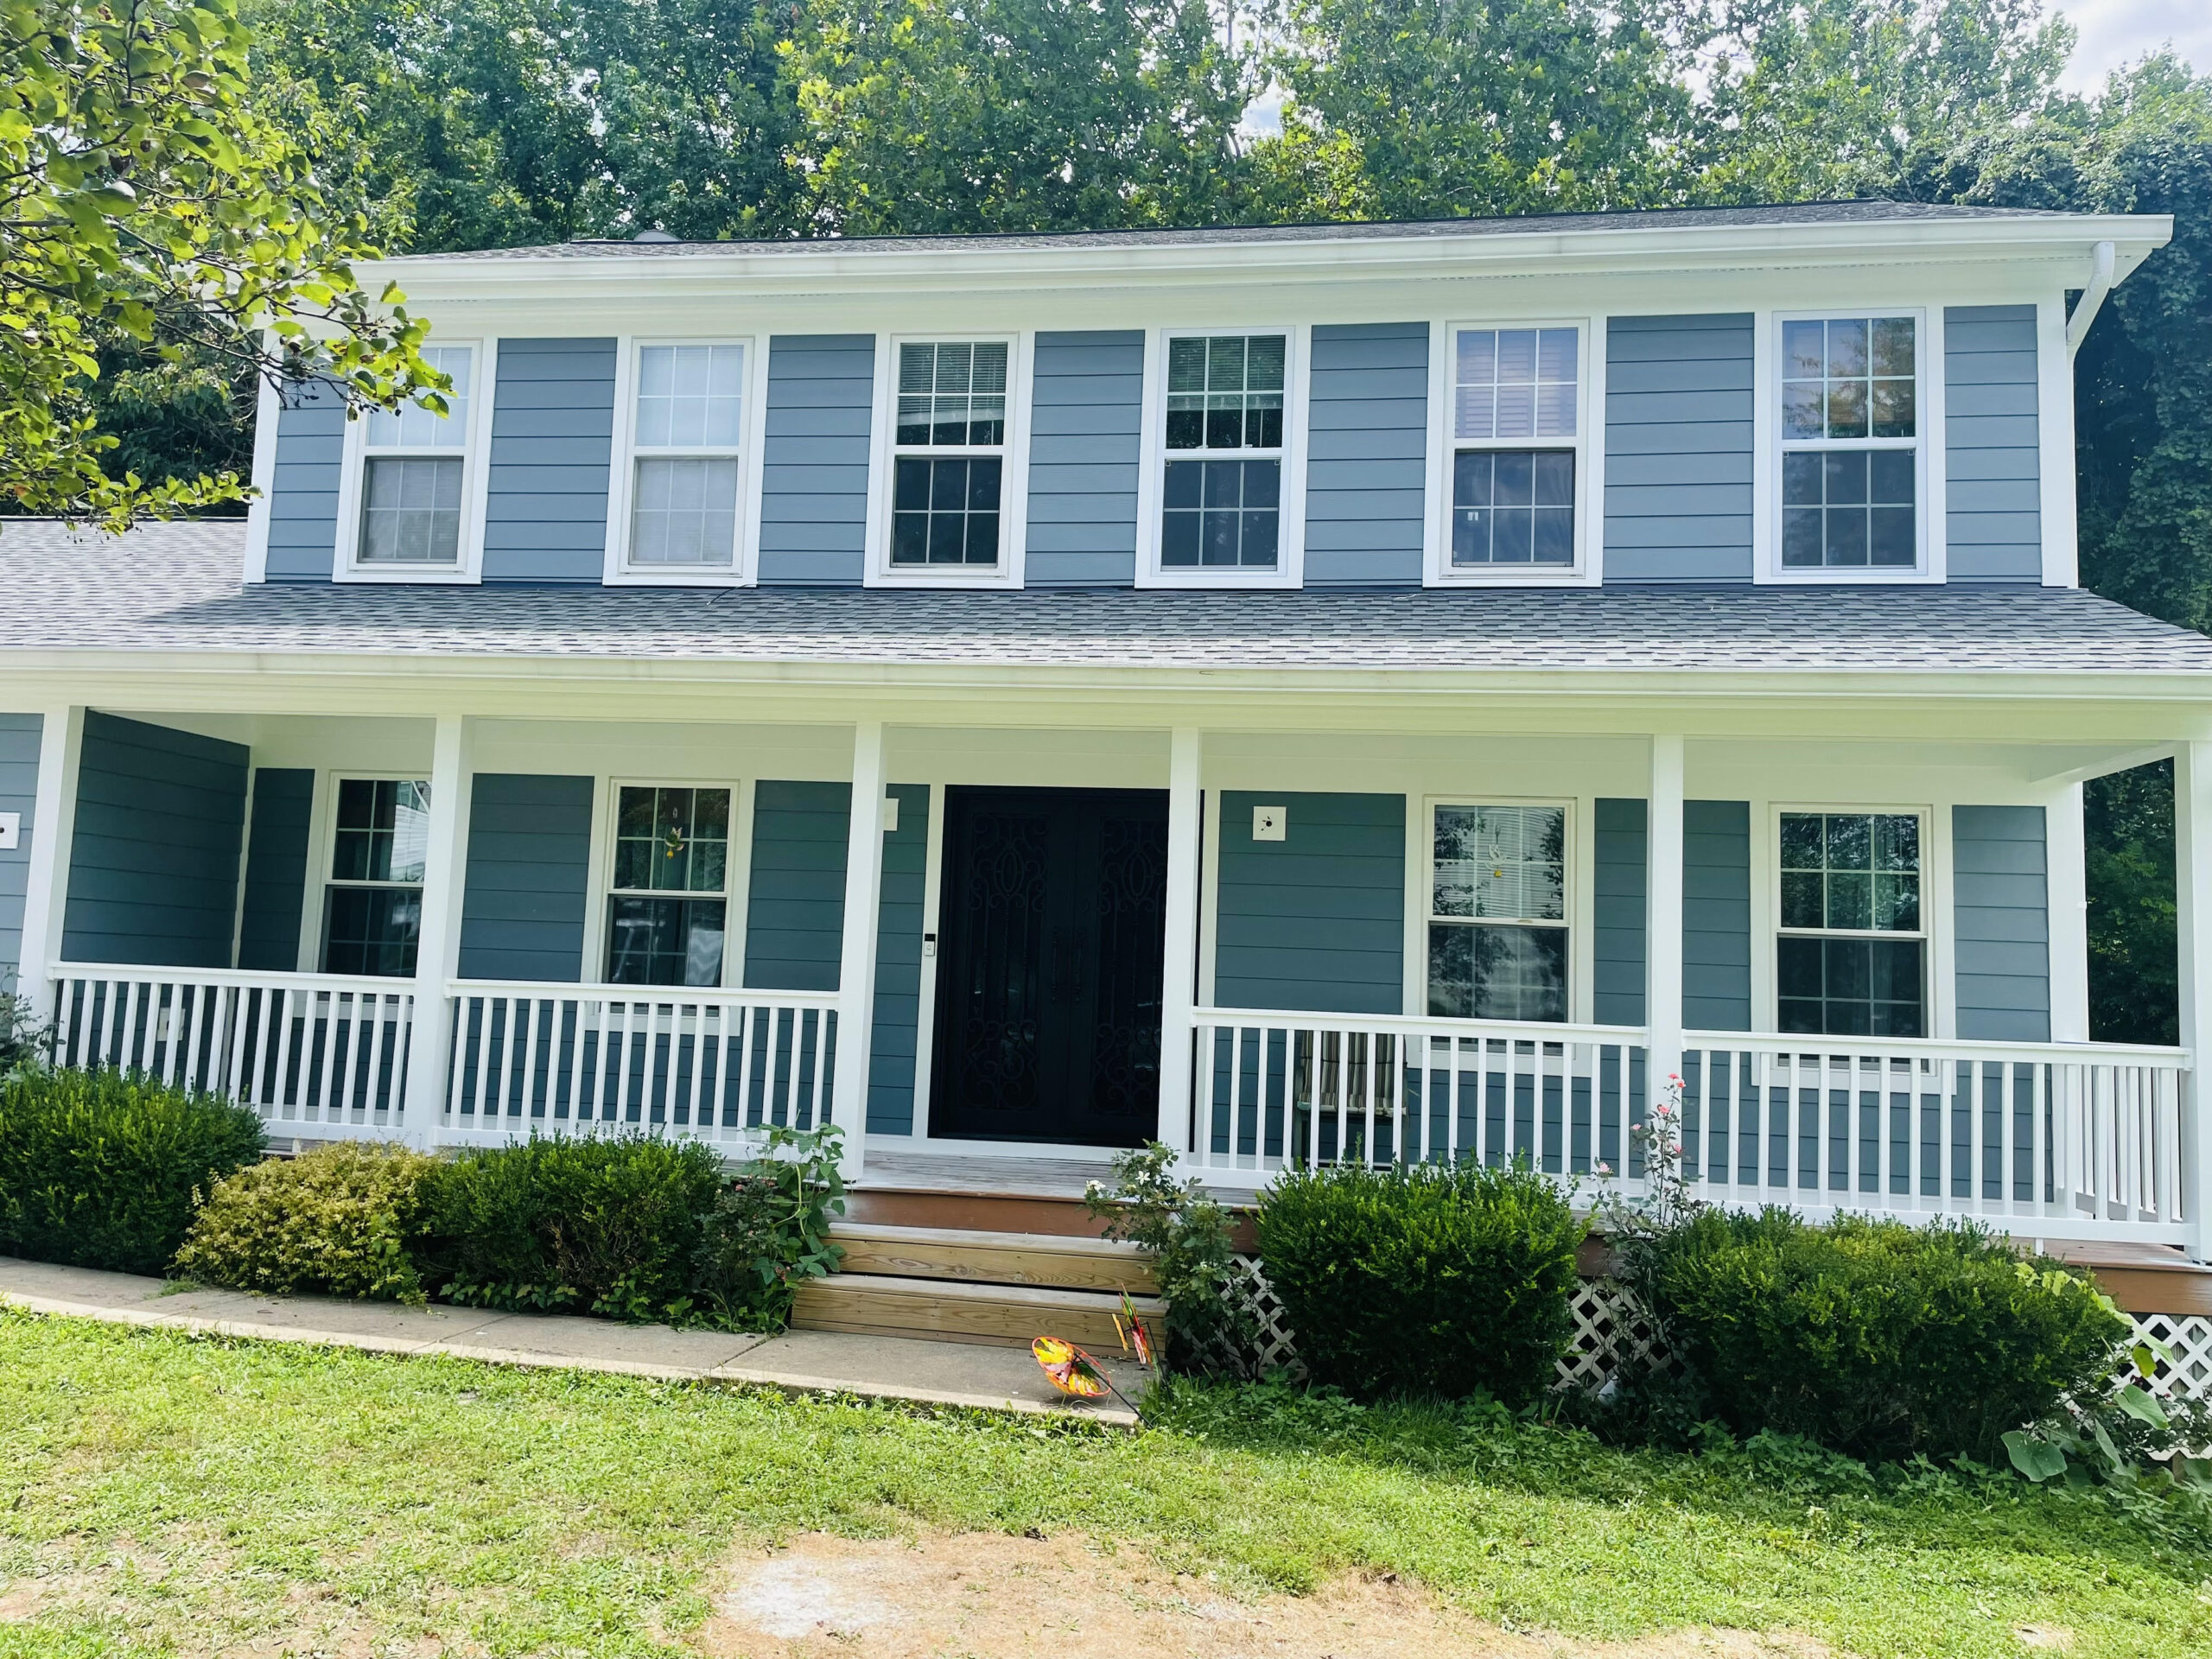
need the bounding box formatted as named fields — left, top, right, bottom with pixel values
left=1454, top=328, right=1577, bottom=441
left=1166, top=335, right=1285, bottom=451
left=892, top=455, right=1002, bottom=566
left=323, top=778, right=430, bottom=978
left=1452, top=450, right=1575, bottom=566
left=1427, top=804, right=1567, bottom=1021
left=897, top=342, right=1008, bottom=446
left=1777, top=811, right=1924, bottom=1036
left=607, top=785, right=732, bottom=987
left=1778, top=316, right=1918, bottom=571
left=1160, top=458, right=1280, bottom=568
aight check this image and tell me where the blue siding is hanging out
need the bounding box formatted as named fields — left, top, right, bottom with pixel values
left=61, top=714, right=248, bottom=969
left=867, top=784, right=930, bottom=1134
left=1215, top=791, right=1404, bottom=1014
left=1953, top=804, right=2050, bottom=1041
left=0, top=715, right=40, bottom=984
left=1026, top=331, right=1144, bottom=586
left=1594, top=798, right=1647, bottom=1026
left=236, top=769, right=314, bottom=972
left=1305, top=322, right=1429, bottom=586
left=1683, top=799, right=1751, bottom=1031
left=745, top=780, right=851, bottom=990
left=760, top=336, right=874, bottom=586
left=458, top=774, right=594, bottom=982
left=1605, top=315, right=1755, bottom=583
left=484, top=339, right=615, bottom=584
left=1944, top=305, right=2041, bottom=582
left=264, top=380, right=346, bottom=581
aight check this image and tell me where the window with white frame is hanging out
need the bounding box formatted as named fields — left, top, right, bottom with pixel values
left=1448, top=327, right=1582, bottom=571
left=626, top=343, right=745, bottom=569
left=1777, top=811, right=1925, bottom=1036
left=322, top=779, right=431, bottom=976
left=605, top=785, right=732, bottom=987
left=1160, top=333, right=1285, bottom=571
left=1427, top=804, right=1568, bottom=1022
left=891, top=340, right=1007, bottom=568
left=358, top=346, right=474, bottom=567
left=1779, top=316, right=1922, bottom=572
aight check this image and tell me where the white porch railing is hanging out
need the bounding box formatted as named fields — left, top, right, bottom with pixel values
left=48, top=965, right=416, bottom=1134
left=442, top=982, right=842, bottom=1147
left=1179, top=1007, right=2192, bottom=1246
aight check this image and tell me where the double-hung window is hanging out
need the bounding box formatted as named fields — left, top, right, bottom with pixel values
left=624, top=343, right=747, bottom=573
left=605, top=785, right=732, bottom=987
left=355, top=344, right=474, bottom=571
left=1427, top=804, right=1569, bottom=1022
left=322, top=779, right=431, bottom=976
left=891, top=340, right=1008, bottom=569
left=1777, top=811, right=1925, bottom=1036
left=1160, top=333, right=1287, bottom=573
left=1777, top=315, right=1924, bottom=575
left=1446, top=326, right=1584, bottom=575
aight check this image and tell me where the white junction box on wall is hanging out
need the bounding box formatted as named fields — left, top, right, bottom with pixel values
left=0, top=811, right=18, bottom=850
left=1252, top=804, right=1287, bottom=842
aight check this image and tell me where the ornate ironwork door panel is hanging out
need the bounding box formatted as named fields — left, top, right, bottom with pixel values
left=931, top=786, right=1167, bottom=1146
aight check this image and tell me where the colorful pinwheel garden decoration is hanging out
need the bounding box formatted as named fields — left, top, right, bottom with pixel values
left=1030, top=1336, right=1144, bottom=1422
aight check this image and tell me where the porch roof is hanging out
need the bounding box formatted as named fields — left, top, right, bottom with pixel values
left=3, top=518, right=2212, bottom=679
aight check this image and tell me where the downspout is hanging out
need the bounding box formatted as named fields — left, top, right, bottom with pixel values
left=2066, top=240, right=2117, bottom=357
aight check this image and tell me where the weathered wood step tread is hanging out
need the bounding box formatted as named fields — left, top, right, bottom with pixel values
left=791, top=1273, right=1163, bottom=1352
left=826, top=1223, right=1158, bottom=1294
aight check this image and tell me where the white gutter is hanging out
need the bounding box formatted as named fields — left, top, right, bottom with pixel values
left=2067, top=239, right=2117, bottom=356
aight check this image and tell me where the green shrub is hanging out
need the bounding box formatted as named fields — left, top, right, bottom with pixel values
left=423, top=1133, right=722, bottom=1319
left=1255, top=1160, right=1584, bottom=1404
left=173, top=1141, right=439, bottom=1301
left=1643, top=1208, right=2131, bottom=1464
left=687, top=1124, right=848, bottom=1330
left=1085, top=1141, right=1258, bottom=1375
left=0, top=1066, right=264, bottom=1274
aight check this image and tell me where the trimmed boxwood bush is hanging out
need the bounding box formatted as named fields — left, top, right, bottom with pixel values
left=422, top=1134, right=722, bottom=1319
left=174, top=1141, right=440, bottom=1301
left=1643, top=1208, right=2131, bottom=1464
left=0, top=1066, right=264, bottom=1274
left=1256, top=1160, right=1584, bottom=1404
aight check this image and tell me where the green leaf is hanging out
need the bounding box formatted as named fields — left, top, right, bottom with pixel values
left=2111, top=1384, right=2169, bottom=1431
left=2002, top=1431, right=2068, bottom=1483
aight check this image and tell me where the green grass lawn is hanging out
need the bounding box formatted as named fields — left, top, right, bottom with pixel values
left=0, top=1308, right=2206, bottom=1658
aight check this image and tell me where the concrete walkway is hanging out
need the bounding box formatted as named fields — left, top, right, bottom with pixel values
left=0, top=1257, right=1145, bottom=1428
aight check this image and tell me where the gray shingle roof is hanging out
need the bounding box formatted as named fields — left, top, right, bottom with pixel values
left=398, top=202, right=2075, bottom=263
left=1, top=518, right=2209, bottom=677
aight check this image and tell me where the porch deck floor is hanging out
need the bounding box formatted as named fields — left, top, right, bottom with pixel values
left=858, top=1147, right=1265, bottom=1203
left=0, top=1257, right=1143, bottom=1427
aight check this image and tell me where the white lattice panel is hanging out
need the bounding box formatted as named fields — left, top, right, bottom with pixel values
left=2132, top=1313, right=2212, bottom=1403
left=1225, top=1255, right=1301, bottom=1376
left=1559, top=1278, right=1671, bottom=1390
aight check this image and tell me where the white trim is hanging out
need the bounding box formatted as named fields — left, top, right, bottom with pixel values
left=1759, top=308, right=1946, bottom=585
left=229, top=766, right=258, bottom=970
left=2046, top=783, right=2089, bottom=1043
left=594, top=776, right=744, bottom=988
left=2037, top=295, right=2080, bottom=587
left=1136, top=325, right=1308, bottom=589
left=833, top=722, right=888, bottom=1179
left=865, top=332, right=1030, bottom=589
left=1426, top=315, right=1600, bottom=587
left=1157, top=730, right=1204, bottom=1147
left=1197, top=786, right=1222, bottom=1006
left=1402, top=791, right=1426, bottom=1018
left=292, top=770, right=330, bottom=972
left=1765, top=802, right=1936, bottom=1037
left=727, top=777, right=757, bottom=990
left=2173, top=743, right=2212, bottom=1261
left=16, top=707, right=83, bottom=1022
left=333, top=339, right=496, bottom=584
left=908, top=779, right=947, bottom=1140
left=1647, top=739, right=1685, bottom=1084
left=243, top=367, right=281, bottom=583
left=602, top=335, right=763, bottom=587
left=400, top=715, right=474, bottom=1147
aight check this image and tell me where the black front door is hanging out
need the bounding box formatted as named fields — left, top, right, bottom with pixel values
left=930, top=785, right=1168, bottom=1147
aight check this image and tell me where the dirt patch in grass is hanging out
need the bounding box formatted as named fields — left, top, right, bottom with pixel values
left=699, top=1530, right=1843, bottom=1659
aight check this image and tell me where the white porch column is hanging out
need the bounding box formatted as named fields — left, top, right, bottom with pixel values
left=831, top=721, right=888, bottom=1181
left=1156, top=728, right=1202, bottom=1153
left=399, top=715, right=474, bottom=1149
left=1646, top=734, right=1686, bottom=1103
left=2175, top=742, right=2212, bottom=1261
left=15, top=706, right=85, bottom=1027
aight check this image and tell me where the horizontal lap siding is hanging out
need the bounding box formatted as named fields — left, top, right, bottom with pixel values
left=1953, top=804, right=2050, bottom=1041
left=745, top=780, right=850, bottom=991
left=1605, top=315, right=1755, bottom=582
left=1027, top=332, right=1142, bottom=586
left=1305, top=323, right=1428, bottom=585
left=760, top=336, right=874, bottom=586
left=1944, top=306, right=2041, bottom=582
left=265, top=381, right=346, bottom=581
left=868, top=783, right=930, bottom=1134
left=485, top=340, right=616, bottom=583
left=1214, top=791, right=1404, bottom=1015
left=1593, top=798, right=1647, bottom=1026
left=1683, top=800, right=1751, bottom=1031
left=236, top=769, right=314, bottom=972
left=458, top=774, right=594, bottom=982
left=62, top=713, right=248, bottom=969
left=0, top=715, right=40, bottom=983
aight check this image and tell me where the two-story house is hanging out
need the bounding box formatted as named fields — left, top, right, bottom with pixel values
left=3, top=200, right=2208, bottom=1351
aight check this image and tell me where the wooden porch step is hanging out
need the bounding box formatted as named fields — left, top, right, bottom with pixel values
left=829, top=1223, right=1156, bottom=1296
left=791, top=1273, right=1161, bottom=1351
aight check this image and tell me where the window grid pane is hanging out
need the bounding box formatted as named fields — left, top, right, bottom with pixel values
left=332, top=779, right=432, bottom=883
left=612, top=785, right=731, bottom=896
left=1782, top=317, right=1916, bottom=442
left=1781, top=450, right=1915, bottom=569
left=366, top=345, right=472, bottom=450
left=636, top=344, right=744, bottom=450
left=1452, top=449, right=1575, bottom=565
left=891, top=455, right=1002, bottom=566
left=1777, top=810, right=1924, bottom=1036
left=1432, top=805, right=1566, bottom=921
left=897, top=341, right=1009, bottom=448
left=606, top=896, right=727, bottom=987
left=1455, top=327, right=1578, bottom=442
left=359, top=457, right=463, bottom=564
left=1160, top=458, right=1279, bottom=568
left=1166, top=334, right=1286, bottom=452
left=632, top=457, right=739, bottom=566
left=322, top=887, right=422, bottom=977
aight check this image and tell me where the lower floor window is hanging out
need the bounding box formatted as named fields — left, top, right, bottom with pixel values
left=892, top=456, right=1001, bottom=566
left=606, top=896, right=727, bottom=987
left=1777, top=809, right=1925, bottom=1035
left=1428, top=921, right=1567, bottom=1021
left=1162, top=459, right=1279, bottom=569
left=1777, top=936, right=1924, bottom=1036
left=1452, top=450, right=1574, bottom=566
left=323, top=887, right=421, bottom=976
left=1427, top=803, right=1568, bottom=1021
left=359, top=457, right=463, bottom=565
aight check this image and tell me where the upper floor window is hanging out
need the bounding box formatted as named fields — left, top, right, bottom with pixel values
left=322, top=779, right=430, bottom=976
left=891, top=340, right=1008, bottom=569
left=624, top=343, right=745, bottom=573
left=357, top=345, right=474, bottom=569
left=1160, top=332, right=1286, bottom=574
left=1777, top=315, right=1923, bottom=576
left=1427, top=803, right=1568, bottom=1022
left=1446, top=326, right=1585, bottom=578
left=1776, top=810, right=1924, bottom=1036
